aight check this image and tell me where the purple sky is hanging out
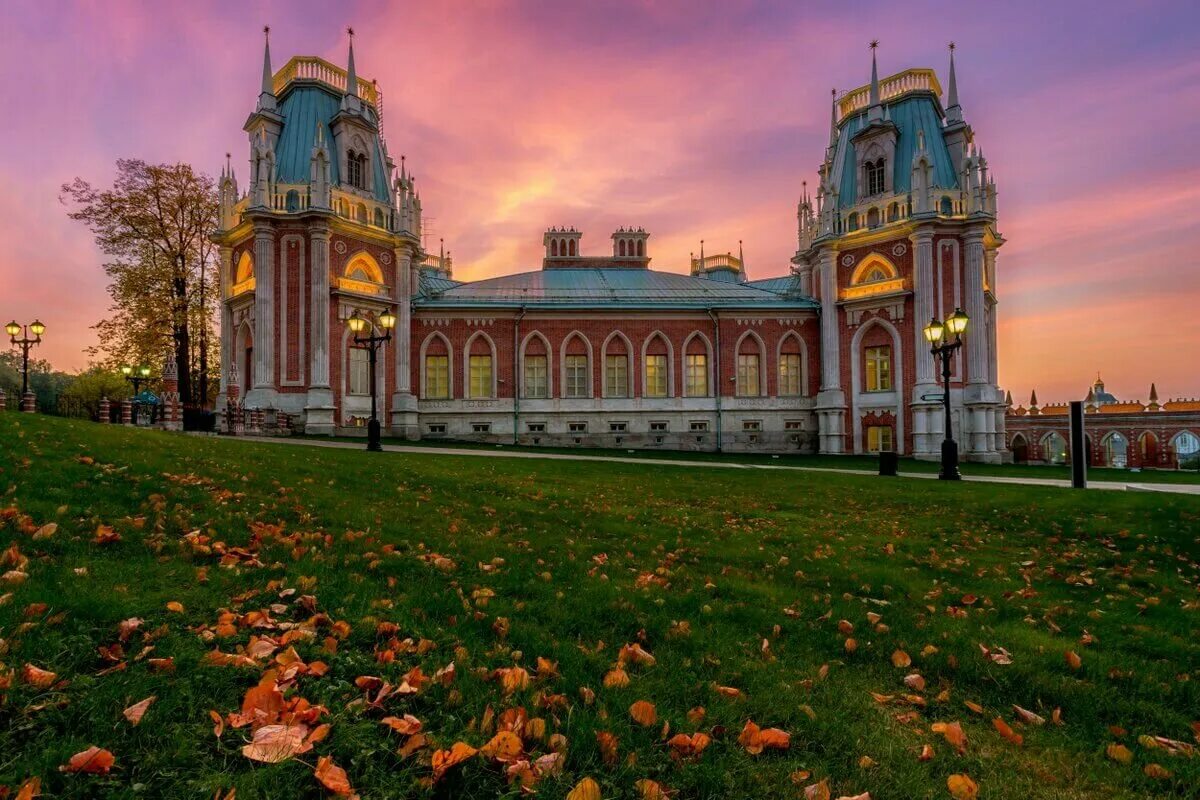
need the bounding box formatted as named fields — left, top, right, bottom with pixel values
left=2, top=0, right=1198, bottom=403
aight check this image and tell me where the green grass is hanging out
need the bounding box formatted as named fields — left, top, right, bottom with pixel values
left=302, top=431, right=1200, bottom=485
left=1, top=414, right=1198, bottom=799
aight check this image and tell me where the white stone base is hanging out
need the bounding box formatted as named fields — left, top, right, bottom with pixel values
left=304, top=387, right=336, bottom=435
left=389, top=392, right=420, bottom=440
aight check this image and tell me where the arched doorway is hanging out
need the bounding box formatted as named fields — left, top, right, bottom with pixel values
left=1102, top=432, right=1128, bottom=468
left=1042, top=432, right=1067, bottom=465
left=1139, top=432, right=1159, bottom=467
left=1011, top=433, right=1029, bottom=463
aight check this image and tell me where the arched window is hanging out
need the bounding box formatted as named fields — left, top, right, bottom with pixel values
left=348, top=345, right=370, bottom=395
left=643, top=334, right=671, bottom=398
left=1042, top=432, right=1068, bottom=465
left=778, top=333, right=805, bottom=396
left=865, top=158, right=886, bottom=196
left=619, top=240, right=627, bottom=257
left=347, top=149, right=361, bottom=189
left=235, top=252, right=254, bottom=282
left=562, top=333, right=590, bottom=398
left=864, top=345, right=891, bottom=392
left=940, top=196, right=954, bottom=216
left=1103, top=432, right=1128, bottom=468
left=421, top=333, right=451, bottom=399
left=867, top=207, right=880, bottom=228
left=239, top=323, right=254, bottom=389
left=683, top=333, right=710, bottom=397
left=344, top=253, right=384, bottom=284
left=522, top=333, right=549, bottom=399
left=1139, top=432, right=1159, bottom=464
left=603, top=333, right=630, bottom=398
left=466, top=333, right=496, bottom=399
left=735, top=333, right=764, bottom=397
left=568, top=239, right=576, bottom=256
left=847, top=213, right=859, bottom=231
left=374, top=208, right=385, bottom=228
left=550, top=239, right=559, bottom=257
left=285, top=190, right=300, bottom=212
left=1010, top=433, right=1029, bottom=463
left=636, top=239, right=644, bottom=257
left=850, top=255, right=899, bottom=287
left=356, top=203, right=368, bottom=224
left=887, top=202, right=900, bottom=222
left=1173, top=431, right=1200, bottom=465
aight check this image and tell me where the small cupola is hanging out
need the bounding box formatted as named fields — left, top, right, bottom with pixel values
left=611, top=227, right=649, bottom=263
left=691, top=241, right=747, bottom=283
left=543, top=227, right=581, bottom=260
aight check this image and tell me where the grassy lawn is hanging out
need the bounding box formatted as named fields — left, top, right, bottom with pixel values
left=303, top=432, right=1200, bottom=485
left=1, top=414, right=1198, bottom=799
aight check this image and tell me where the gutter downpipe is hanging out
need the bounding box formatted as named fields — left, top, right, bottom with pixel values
left=512, top=305, right=526, bottom=445
left=707, top=307, right=722, bottom=453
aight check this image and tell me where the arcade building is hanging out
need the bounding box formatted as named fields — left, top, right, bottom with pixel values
left=214, top=34, right=1008, bottom=461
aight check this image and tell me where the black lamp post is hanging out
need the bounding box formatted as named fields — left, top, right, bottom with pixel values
left=7, top=320, right=45, bottom=409
left=923, top=308, right=970, bottom=481
left=121, top=364, right=152, bottom=395
left=347, top=310, right=396, bottom=452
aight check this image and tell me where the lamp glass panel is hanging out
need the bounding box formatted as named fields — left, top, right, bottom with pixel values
left=121, top=365, right=133, bottom=376
left=379, top=312, right=397, bottom=330
left=948, top=308, right=969, bottom=334
left=923, top=319, right=944, bottom=343
left=6, top=322, right=21, bottom=337
left=30, top=321, right=45, bottom=336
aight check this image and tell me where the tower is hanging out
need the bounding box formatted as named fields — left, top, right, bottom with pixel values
left=213, top=29, right=425, bottom=437
left=791, top=42, right=1006, bottom=461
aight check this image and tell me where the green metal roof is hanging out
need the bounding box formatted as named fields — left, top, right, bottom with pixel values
left=273, top=84, right=391, bottom=203
left=833, top=95, right=958, bottom=209
left=744, top=275, right=802, bottom=295
left=414, top=268, right=818, bottom=310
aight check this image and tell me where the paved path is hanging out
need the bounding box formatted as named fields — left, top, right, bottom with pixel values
left=237, top=436, right=1200, bottom=496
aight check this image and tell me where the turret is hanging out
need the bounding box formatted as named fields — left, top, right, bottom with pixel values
left=1148, top=383, right=1160, bottom=411
left=341, top=27, right=362, bottom=114
left=611, top=227, right=649, bottom=262
left=945, top=42, right=962, bottom=124
left=543, top=227, right=582, bottom=260
left=257, top=27, right=277, bottom=114
left=309, top=122, right=332, bottom=209
left=218, top=153, right=239, bottom=230
left=1028, top=389, right=1040, bottom=416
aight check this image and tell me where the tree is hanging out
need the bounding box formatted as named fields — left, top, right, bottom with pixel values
left=61, top=160, right=219, bottom=408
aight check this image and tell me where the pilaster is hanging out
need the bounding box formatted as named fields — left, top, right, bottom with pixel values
left=909, top=228, right=939, bottom=457
left=246, top=223, right=277, bottom=408
left=390, top=245, right=419, bottom=439
left=305, top=225, right=335, bottom=434
left=814, top=248, right=846, bottom=453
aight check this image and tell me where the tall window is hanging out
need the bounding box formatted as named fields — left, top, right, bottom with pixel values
left=349, top=347, right=370, bottom=395
left=866, top=425, right=893, bottom=453
left=779, top=353, right=802, bottom=396
left=736, top=354, right=760, bottom=397
left=866, top=158, right=886, bottom=196
left=425, top=355, right=449, bottom=399
left=865, top=346, right=891, bottom=392
left=565, top=355, right=588, bottom=398
left=645, top=355, right=668, bottom=398
left=605, top=355, right=628, bottom=397
left=469, top=355, right=493, bottom=398
left=524, top=355, right=548, bottom=398
left=685, top=354, right=708, bottom=397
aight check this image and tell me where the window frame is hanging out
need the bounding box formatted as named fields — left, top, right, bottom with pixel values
left=564, top=354, right=589, bottom=399
left=468, top=354, right=494, bottom=399
left=865, top=346, right=892, bottom=393
left=424, top=354, right=450, bottom=400
left=523, top=354, right=548, bottom=399
left=685, top=353, right=709, bottom=397
left=348, top=346, right=371, bottom=396
left=866, top=425, right=893, bottom=453
left=778, top=352, right=802, bottom=396
left=736, top=353, right=761, bottom=397
left=644, top=354, right=668, bottom=398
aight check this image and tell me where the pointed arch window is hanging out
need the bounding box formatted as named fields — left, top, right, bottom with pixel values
left=865, top=158, right=886, bottom=196
left=346, top=148, right=369, bottom=191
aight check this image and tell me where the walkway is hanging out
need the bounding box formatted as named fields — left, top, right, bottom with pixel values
left=238, top=436, right=1200, bottom=496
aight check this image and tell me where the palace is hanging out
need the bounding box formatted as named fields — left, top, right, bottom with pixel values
left=214, top=33, right=1008, bottom=461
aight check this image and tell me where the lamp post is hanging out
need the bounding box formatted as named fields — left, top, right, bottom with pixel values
left=121, top=364, right=152, bottom=395
left=923, top=308, right=970, bottom=480
left=347, top=310, right=396, bottom=452
left=6, top=320, right=45, bottom=411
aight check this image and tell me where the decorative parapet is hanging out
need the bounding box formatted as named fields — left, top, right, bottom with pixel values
left=837, top=68, right=943, bottom=122
left=273, top=56, right=378, bottom=107
left=230, top=276, right=256, bottom=298
left=840, top=277, right=907, bottom=301
left=335, top=276, right=391, bottom=298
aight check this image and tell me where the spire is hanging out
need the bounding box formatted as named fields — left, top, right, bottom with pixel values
left=828, top=88, right=839, bottom=147
left=257, top=26, right=277, bottom=113
left=1030, top=389, right=1038, bottom=407
left=1004, top=390, right=1013, bottom=407
left=342, top=27, right=361, bottom=112
left=867, top=40, right=884, bottom=123
left=946, top=42, right=963, bottom=124
left=1148, top=382, right=1160, bottom=410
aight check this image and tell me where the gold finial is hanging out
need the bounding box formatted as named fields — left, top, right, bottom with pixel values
left=869, top=39, right=879, bottom=50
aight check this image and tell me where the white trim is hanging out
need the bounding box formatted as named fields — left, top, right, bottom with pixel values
left=519, top=330, right=553, bottom=399
left=419, top=331, right=454, bottom=400
left=559, top=331, right=593, bottom=399
left=463, top=330, right=499, bottom=399
left=601, top=330, right=634, bottom=398
left=776, top=330, right=809, bottom=397
left=640, top=331, right=675, bottom=398
left=849, top=317, right=905, bottom=454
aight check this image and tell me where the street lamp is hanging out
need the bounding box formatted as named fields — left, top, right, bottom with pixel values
left=121, top=364, right=152, bottom=395
left=347, top=310, right=396, bottom=452
left=7, top=320, right=45, bottom=407
left=923, top=308, right=970, bottom=480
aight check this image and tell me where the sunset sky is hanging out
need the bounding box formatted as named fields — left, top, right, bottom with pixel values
left=1, top=0, right=1198, bottom=403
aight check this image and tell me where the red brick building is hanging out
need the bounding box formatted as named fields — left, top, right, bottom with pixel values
left=215, top=35, right=1007, bottom=459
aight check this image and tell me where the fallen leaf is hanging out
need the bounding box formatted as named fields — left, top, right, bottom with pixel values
left=630, top=700, right=657, bottom=726
left=431, top=741, right=478, bottom=782
left=60, top=746, right=115, bottom=774
left=123, top=696, right=156, bottom=726
left=1106, top=743, right=1133, bottom=764
left=566, top=776, right=602, bottom=800
left=314, top=755, right=354, bottom=795
left=947, top=774, right=978, bottom=799
left=241, top=724, right=310, bottom=763
left=480, top=731, right=524, bottom=762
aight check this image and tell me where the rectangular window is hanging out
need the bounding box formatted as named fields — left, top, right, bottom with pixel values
left=526, top=422, right=546, bottom=433
left=865, top=346, right=891, bottom=392
left=349, top=347, right=370, bottom=395
left=524, top=355, right=548, bottom=399
left=779, top=353, right=802, bottom=396
left=644, top=354, right=668, bottom=398
left=649, top=421, right=668, bottom=432
left=736, top=354, right=760, bottom=397
left=424, top=355, right=449, bottom=399
left=685, top=353, right=708, bottom=396
left=689, top=420, right=709, bottom=432
left=609, top=422, right=628, bottom=433
left=565, top=354, right=589, bottom=398
left=472, top=422, right=492, bottom=434
left=427, top=423, right=447, bottom=435
left=568, top=421, right=587, bottom=433
left=743, top=420, right=762, bottom=432
left=605, top=355, right=628, bottom=397
left=469, top=355, right=493, bottom=398
left=867, top=425, right=893, bottom=453
left=784, top=420, right=804, bottom=431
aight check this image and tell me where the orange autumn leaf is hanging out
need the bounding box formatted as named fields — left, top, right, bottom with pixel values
left=566, top=776, right=602, bottom=800
left=209, top=709, right=225, bottom=738
left=21, top=664, right=57, bottom=688
left=891, top=650, right=912, bottom=668
left=603, top=667, right=630, bottom=688
left=992, top=717, right=1023, bottom=746
left=738, top=720, right=789, bottom=754
left=687, top=706, right=706, bottom=726
left=667, top=732, right=711, bottom=759
left=480, top=731, right=524, bottom=762
left=123, top=695, right=156, bottom=726
left=431, top=741, right=478, bottom=782
left=630, top=700, right=657, bottom=726
left=1106, top=743, right=1133, bottom=764
left=947, top=773, right=979, bottom=799
left=60, top=746, right=115, bottom=774
left=596, top=731, right=619, bottom=765
left=314, top=755, right=354, bottom=796
left=381, top=714, right=423, bottom=735
left=15, top=777, right=40, bottom=800
left=1065, top=650, right=1082, bottom=671
left=166, top=601, right=185, bottom=613
left=636, top=778, right=669, bottom=799
left=931, top=721, right=967, bottom=753
left=241, top=724, right=311, bottom=763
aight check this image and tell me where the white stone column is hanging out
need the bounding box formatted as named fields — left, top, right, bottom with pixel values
left=814, top=249, right=846, bottom=454
left=390, top=245, right=419, bottom=439
left=912, top=230, right=937, bottom=386
left=963, top=230, right=996, bottom=459
left=247, top=224, right=277, bottom=408
left=217, top=246, right=233, bottom=396
left=304, top=226, right=335, bottom=434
